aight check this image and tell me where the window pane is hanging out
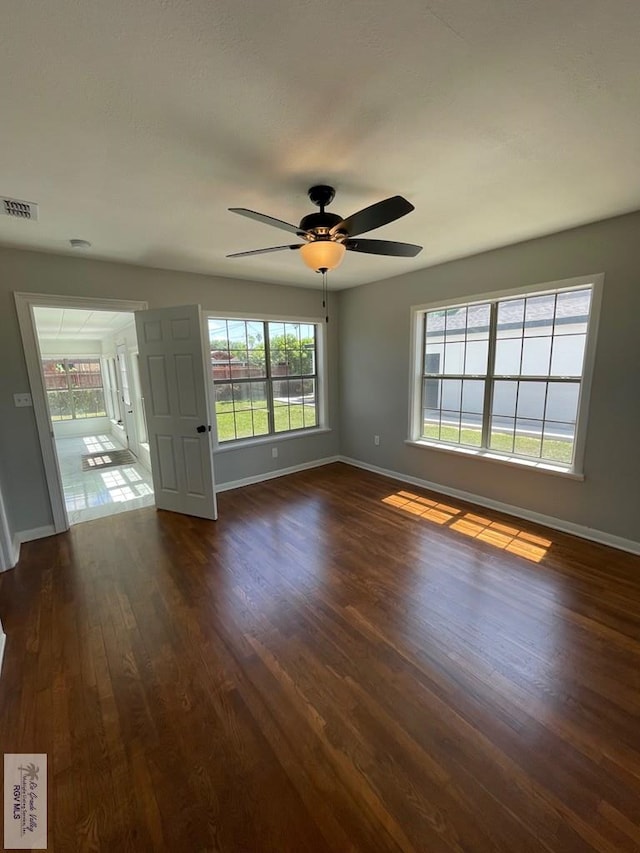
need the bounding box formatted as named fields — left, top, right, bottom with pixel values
left=444, top=342, right=464, bottom=373
left=216, top=412, right=237, bottom=442
left=445, top=306, right=467, bottom=341
left=439, top=412, right=461, bottom=443
left=542, top=422, right=575, bottom=464
left=492, top=380, right=518, bottom=417
left=497, top=298, right=524, bottom=339
left=232, top=381, right=267, bottom=411
left=300, top=379, right=317, bottom=428
left=423, top=408, right=440, bottom=439
left=269, top=322, right=315, bottom=377
left=441, top=379, right=462, bottom=410
left=423, top=378, right=441, bottom=410
left=273, top=378, right=317, bottom=433
left=460, top=414, right=482, bottom=447
left=47, top=390, right=72, bottom=420
left=521, top=337, right=551, bottom=375
left=545, top=382, right=580, bottom=423
left=516, top=381, right=546, bottom=420
left=524, top=294, right=555, bottom=337
left=464, top=340, right=488, bottom=374
left=461, top=380, right=484, bottom=414
left=42, top=360, right=68, bottom=390
left=424, top=349, right=443, bottom=374
left=550, top=335, right=586, bottom=376
left=490, top=417, right=515, bottom=453
left=301, top=339, right=316, bottom=375
left=554, top=290, right=591, bottom=335
left=468, top=303, right=491, bottom=336
left=514, top=419, right=543, bottom=457
left=73, top=389, right=107, bottom=418
left=235, top=408, right=268, bottom=440
left=425, top=311, right=445, bottom=348
left=494, top=338, right=522, bottom=375
left=68, top=359, right=103, bottom=388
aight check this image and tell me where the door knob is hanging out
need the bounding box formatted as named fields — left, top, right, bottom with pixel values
left=196, top=425, right=206, bottom=433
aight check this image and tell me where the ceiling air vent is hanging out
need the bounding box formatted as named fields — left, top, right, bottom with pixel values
left=1, top=197, right=39, bottom=221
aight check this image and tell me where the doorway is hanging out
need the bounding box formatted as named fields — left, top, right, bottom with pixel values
left=34, top=306, right=154, bottom=525
left=16, top=294, right=155, bottom=529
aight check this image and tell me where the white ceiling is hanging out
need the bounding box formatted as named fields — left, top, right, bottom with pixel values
left=2, top=0, right=640, bottom=290
left=33, top=308, right=134, bottom=340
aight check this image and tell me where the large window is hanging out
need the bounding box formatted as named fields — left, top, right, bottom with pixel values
left=42, top=358, right=107, bottom=421
left=413, top=281, right=597, bottom=471
left=209, top=318, right=320, bottom=443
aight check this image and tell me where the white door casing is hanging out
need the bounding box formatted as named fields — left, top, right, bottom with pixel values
left=116, top=344, right=138, bottom=456
left=135, top=305, right=217, bottom=520
left=14, top=292, right=149, bottom=535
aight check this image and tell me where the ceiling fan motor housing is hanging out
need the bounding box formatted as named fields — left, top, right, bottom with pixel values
left=299, top=211, right=343, bottom=236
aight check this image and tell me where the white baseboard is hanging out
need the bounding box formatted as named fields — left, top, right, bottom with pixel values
left=4, top=525, right=58, bottom=572
left=15, top=525, right=56, bottom=544
left=0, top=482, right=18, bottom=572
left=339, top=456, right=640, bottom=557
left=216, top=456, right=341, bottom=493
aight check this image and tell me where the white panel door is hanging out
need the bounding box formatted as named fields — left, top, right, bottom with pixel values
left=135, top=305, right=217, bottom=520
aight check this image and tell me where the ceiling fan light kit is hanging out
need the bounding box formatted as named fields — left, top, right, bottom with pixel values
left=300, top=239, right=346, bottom=272
left=227, top=185, right=423, bottom=274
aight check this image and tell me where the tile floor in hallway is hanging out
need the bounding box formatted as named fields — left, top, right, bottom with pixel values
left=56, top=433, right=155, bottom=524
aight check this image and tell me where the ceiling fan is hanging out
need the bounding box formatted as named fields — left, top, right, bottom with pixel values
left=227, top=185, right=423, bottom=273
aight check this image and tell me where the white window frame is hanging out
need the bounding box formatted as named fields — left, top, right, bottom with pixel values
left=207, top=311, right=330, bottom=450
left=407, top=273, right=604, bottom=479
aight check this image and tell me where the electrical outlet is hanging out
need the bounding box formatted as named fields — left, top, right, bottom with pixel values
left=374, top=435, right=380, bottom=446
left=14, top=392, right=33, bottom=407
left=272, top=447, right=279, bottom=458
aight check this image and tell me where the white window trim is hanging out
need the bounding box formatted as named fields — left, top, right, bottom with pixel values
left=206, top=311, right=329, bottom=448
left=408, top=273, right=604, bottom=478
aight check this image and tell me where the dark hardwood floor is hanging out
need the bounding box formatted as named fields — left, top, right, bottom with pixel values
left=1, top=462, right=639, bottom=852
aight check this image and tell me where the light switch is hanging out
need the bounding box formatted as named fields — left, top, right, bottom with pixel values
left=13, top=392, right=33, bottom=407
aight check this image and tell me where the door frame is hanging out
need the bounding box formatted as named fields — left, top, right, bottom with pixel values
left=116, top=342, right=138, bottom=455
left=14, top=292, right=149, bottom=534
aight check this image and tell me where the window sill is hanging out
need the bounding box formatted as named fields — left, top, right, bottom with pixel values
left=404, top=439, right=585, bottom=481
left=214, top=427, right=332, bottom=453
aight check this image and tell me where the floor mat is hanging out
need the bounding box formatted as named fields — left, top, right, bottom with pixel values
left=81, top=449, right=136, bottom=471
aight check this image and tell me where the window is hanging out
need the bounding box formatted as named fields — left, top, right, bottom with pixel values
left=42, top=358, right=107, bottom=420
left=209, top=318, right=320, bottom=443
left=103, top=357, right=121, bottom=422
left=412, top=280, right=598, bottom=471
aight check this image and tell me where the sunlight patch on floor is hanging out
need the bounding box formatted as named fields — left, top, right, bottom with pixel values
left=382, top=490, right=551, bottom=562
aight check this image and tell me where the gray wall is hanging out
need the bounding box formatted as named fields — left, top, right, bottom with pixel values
left=0, top=248, right=339, bottom=535
left=338, top=211, right=640, bottom=543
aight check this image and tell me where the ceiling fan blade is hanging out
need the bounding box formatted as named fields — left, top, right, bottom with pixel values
left=331, top=195, right=415, bottom=237
left=226, top=245, right=303, bottom=258
left=229, top=208, right=309, bottom=237
left=345, top=238, right=422, bottom=257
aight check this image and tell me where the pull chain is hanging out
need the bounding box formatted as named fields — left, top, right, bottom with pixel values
left=321, top=269, right=329, bottom=323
